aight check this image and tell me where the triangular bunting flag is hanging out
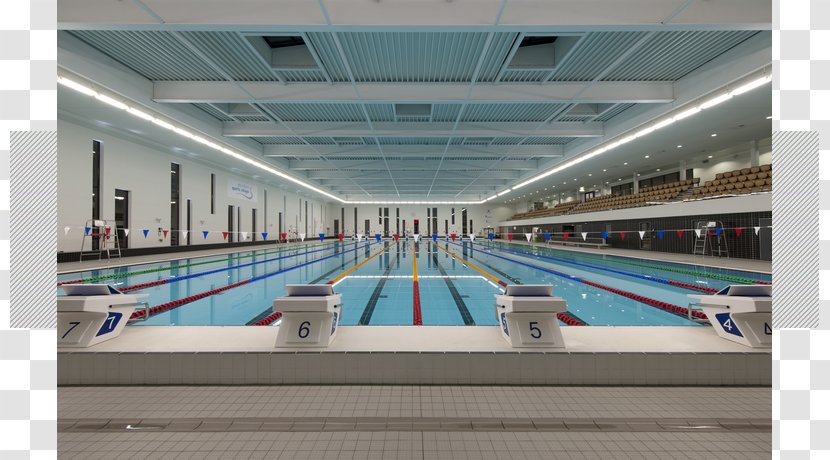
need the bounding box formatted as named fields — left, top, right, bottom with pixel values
left=620, top=232, right=625, bottom=240
left=393, top=234, right=399, bottom=242
left=319, top=233, right=325, bottom=241
left=735, top=228, right=742, bottom=237
left=163, top=229, right=169, bottom=238
left=507, top=234, right=513, bottom=241
left=601, top=231, right=608, bottom=240
left=657, top=230, right=664, bottom=239
left=469, top=234, right=476, bottom=242
left=581, top=232, right=588, bottom=241
left=203, top=230, right=209, bottom=239
left=414, top=234, right=420, bottom=243
left=261, top=232, right=268, bottom=240
left=488, top=233, right=495, bottom=241
left=143, top=229, right=150, bottom=238
left=182, top=230, right=188, bottom=240
left=377, top=234, right=383, bottom=242
left=638, top=231, right=646, bottom=240
left=432, top=233, right=438, bottom=242
left=676, top=230, right=684, bottom=238
left=544, top=233, right=551, bottom=241
left=563, top=232, right=569, bottom=241
left=105, top=227, right=111, bottom=236
left=84, top=227, right=91, bottom=236
left=124, top=229, right=130, bottom=236
left=450, top=233, right=456, bottom=241
left=357, top=234, right=364, bottom=242
left=694, top=229, right=702, bottom=238
left=525, top=233, right=532, bottom=242
left=299, top=233, right=306, bottom=242
left=754, top=226, right=760, bottom=235
left=715, top=228, right=722, bottom=237
left=64, top=226, right=71, bottom=235
left=241, top=231, right=248, bottom=240
left=337, top=233, right=343, bottom=241
left=222, top=231, right=228, bottom=240
left=281, top=232, right=287, bottom=241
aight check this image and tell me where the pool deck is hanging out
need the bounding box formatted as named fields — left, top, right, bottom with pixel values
left=59, top=326, right=770, bottom=386
left=58, top=238, right=772, bottom=275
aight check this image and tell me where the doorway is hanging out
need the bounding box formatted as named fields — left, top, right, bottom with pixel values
left=364, top=219, right=370, bottom=235
left=252, top=209, right=257, bottom=241
left=186, top=199, right=191, bottom=245
left=227, top=205, right=234, bottom=243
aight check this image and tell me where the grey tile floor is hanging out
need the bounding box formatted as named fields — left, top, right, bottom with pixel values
left=59, top=386, right=771, bottom=459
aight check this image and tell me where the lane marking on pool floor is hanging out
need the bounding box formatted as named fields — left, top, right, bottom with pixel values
left=413, top=240, right=422, bottom=325
left=430, top=242, right=475, bottom=326
left=357, top=248, right=397, bottom=325
left=447, top=241, right=706, bottom=321
left=436, top=244, right=587, bottom=326
left=328, top=240, right=397, bottom=285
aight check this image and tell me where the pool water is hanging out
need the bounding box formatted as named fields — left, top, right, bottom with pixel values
left=57, top=239, right=771, bottom=327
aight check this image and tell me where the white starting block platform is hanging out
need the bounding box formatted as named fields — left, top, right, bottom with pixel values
left=496, top=285, right=567, bottom=348
left=58, top=284, right=148, bottom=348
left=273, top=284, right=342, bottom=348
left=689, top=284, right=772, bottom=348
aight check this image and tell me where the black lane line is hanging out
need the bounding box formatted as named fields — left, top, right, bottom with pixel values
left=432, top=244, right=475, bottom=326
left=357, top=246, right=399, bottom=325
left=245, top=245, right=361, bottom=325
left=450, top=243, right=589, bottom=326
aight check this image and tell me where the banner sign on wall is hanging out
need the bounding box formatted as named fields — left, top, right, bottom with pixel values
left=227, top=180, right=257, bottom=202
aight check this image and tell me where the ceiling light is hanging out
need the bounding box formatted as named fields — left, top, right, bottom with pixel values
left=652, top=118, right=675, bottom=130
left=634, top=126, right=655, bottom=138
left=152, top=118, right=175, bottom=130
left=677, top=145, right=682, bottom=148
left=672, top=106, right=701, bottom=121
left=644, top=155, right=649, bottom=159
left=95, top=94, right=128, bottom=110
left=708, top=155, right=713, bottom=159
left=766, top=115, right=772, bottom=119
left=126, top=107, right=154, bottom=121
left=588, top=174, right=592, bottom=177
left=602, top=169, right=607, bottom=172
left=58, top=76, right=98, bottom=96
left=623, top=162, right=628, bottom=165
left=730, top=75, right=772, bottom=95
left=656, top=169, right=660, bottom=172
left=700, top=93, right=733, bottom=109
left=711, top=133, right=717, bottom=137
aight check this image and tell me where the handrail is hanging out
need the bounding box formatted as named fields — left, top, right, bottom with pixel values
left=686, top=302, right=711, bottom=324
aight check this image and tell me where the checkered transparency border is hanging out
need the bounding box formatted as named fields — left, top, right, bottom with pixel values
left=773, top=0, right=830, bottom=457
left=0, top=0, right=58, bottom=458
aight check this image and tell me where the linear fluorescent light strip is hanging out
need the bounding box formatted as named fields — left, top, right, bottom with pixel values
left=59, top=76, right=344, bottom=203
left=507, top=74, right=771, bottom=194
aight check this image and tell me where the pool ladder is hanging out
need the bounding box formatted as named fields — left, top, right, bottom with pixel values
left=686, top=302, right=711, bottom=324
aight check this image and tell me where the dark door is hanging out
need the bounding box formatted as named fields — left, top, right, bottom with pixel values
left=252, top=209, right=257, bottom=241
left=334, top=219, right=340, bottom=235
left=114, top=189, right=129, bottom=249
left=364, top=219, right=370, bottom=235
left=227, top=205, right=234, bottom=243
left=186, top=199, right=191, bottom=245
left=170, top=163, right=180, bottom=246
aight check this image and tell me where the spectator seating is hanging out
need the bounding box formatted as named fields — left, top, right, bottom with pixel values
left=692, top=164, right=771, bottom=199
left=569, top=178, right=698, bottom=214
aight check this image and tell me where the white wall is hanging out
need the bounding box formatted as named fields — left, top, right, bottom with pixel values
left=58, top=119, right=329, bottom=252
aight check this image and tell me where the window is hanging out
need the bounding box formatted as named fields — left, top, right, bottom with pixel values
left=210, top=173, right=215, bottom=214
left=91, top=140, right=101, bottom=250
left=170, top=163, right=180, bottom=246
left=114, top=189, right=129, bottom=249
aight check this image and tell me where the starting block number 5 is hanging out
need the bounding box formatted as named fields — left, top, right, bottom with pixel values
left=518, top=320, right=552, bottom=344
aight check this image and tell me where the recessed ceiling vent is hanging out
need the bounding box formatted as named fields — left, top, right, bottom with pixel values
left=507, top=34, right=581, bottom=70
left=245, top=34, right=320, bottom=70
left=395, top=104, right=432, bottom=121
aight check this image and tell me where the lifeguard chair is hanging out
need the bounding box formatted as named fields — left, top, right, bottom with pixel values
left=80, top=219, right=122, bottom=261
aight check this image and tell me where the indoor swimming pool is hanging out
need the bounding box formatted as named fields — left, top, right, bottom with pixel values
left=57, top=239, right=771, bottom=327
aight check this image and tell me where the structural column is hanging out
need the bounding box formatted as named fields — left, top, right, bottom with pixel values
left=750, top=139, right=759, bottom=167
left=679, top=160, right=687, bottom=180
left=632, top=173, right=639, bottom=193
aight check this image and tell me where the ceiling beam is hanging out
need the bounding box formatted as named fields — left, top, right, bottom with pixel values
left=226, top=121, right=602, bottom=138
left=154, top=81, right=674, bottom=105
left=288, top=159, right=538, bottom=170
left=263, top=144, right=564, bottom=156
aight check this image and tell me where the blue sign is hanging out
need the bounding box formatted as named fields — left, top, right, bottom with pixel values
left=715, top=312, right=743, bottom=337
left=500, top=312, right=509, bottom=336
left=95, top=312, right=123, bottom=337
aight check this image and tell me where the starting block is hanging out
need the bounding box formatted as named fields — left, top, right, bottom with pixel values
left=689, top=284, right=772, bottom=348
left=495, top=285, right=567, bottom=348
left=273, top=284, right=342, bottom=348
left=58, top=284, right=148, bottom=348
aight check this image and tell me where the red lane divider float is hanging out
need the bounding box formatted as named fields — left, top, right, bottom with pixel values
left=413, top=281, right=423, bottom=326
left=556, top=313, right=585, bottom=326
left=253, top=311, right=283, bottom=326
left=130, top=280, right=249, bottom=320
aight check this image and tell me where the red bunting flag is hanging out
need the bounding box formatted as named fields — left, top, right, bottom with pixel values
left=281, top=232, right=287, bottom=241
left=735, top=228, right=742, bottom=237
left=338, top=233, right=344, bottom=241
left=507, top=234, right=513, bottom=241
left=563, top=232, right=569, bottom=240
left=450, top=233, right=456, bottom=241
left=163, top=229, right=168, bottom=238
left=105, top=227, right=111, bottom=236
left=393, top=233, right=399, bottom=242
left=222, top=231, right=228, bottom=240
left=676, top=230, right=684, bottom=238
left=620, top=232, right=625, bottom=240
